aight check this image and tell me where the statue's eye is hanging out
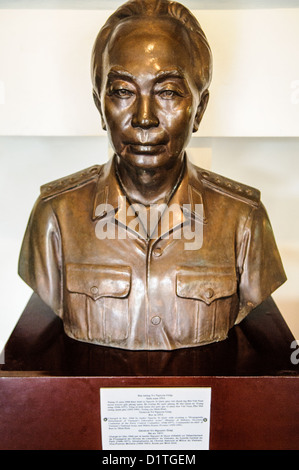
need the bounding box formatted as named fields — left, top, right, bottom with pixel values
left=113, top=88, right=134, bottom=98
left=158, top=89, right=182, bottom=99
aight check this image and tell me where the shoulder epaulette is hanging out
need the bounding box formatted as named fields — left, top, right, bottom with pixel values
left=198, top=168, right=261, bottom=206
left=40, top=165, right=102, bottom=200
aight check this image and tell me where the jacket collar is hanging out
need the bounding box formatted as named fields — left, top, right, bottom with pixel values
left=92, top=154, right=206, bottom=239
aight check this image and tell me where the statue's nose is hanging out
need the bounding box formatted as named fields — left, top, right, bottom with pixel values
left=131, top=95, right=159, bottom=129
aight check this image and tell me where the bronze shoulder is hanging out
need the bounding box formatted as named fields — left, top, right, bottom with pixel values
left=198, top=168, right=261, bottom=206
left=40, top=165, right=102, bottom=200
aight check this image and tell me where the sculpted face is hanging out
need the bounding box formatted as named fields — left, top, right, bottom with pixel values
left=98, top=17, right=209, bottom=171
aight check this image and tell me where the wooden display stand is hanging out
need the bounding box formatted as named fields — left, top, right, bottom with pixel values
left=0, top=294, right=298, bottom=450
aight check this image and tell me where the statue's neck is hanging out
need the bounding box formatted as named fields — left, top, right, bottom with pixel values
left=114, top=154, right=185, bottom=206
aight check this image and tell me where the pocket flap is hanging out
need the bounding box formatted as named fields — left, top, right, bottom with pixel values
left=176, top=267, right=237, bottom=305
left=66, top=263, right=131, bottom=300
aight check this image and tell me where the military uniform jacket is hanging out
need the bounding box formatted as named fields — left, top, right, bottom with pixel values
left=18, top=156, right=286, bottom=350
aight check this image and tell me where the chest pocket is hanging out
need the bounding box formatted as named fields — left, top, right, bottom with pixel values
left=65, top=263, right=131, bottom=344
left=176, top=267, right=238, bottom=344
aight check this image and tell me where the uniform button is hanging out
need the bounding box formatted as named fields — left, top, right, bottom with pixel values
left=205, top=288, right=214, bottom=299
left=90, top=286, right=99, bottom=295
left=151, top=316, right=161, bottom=325
left=153, top=247, right=163, bottom=257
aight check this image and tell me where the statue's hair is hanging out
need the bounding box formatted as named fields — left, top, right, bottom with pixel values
left=91, top=0, right=212, bottom=97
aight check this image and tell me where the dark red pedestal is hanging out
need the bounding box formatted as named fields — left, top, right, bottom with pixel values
left=0, top=294, right=298, bottom=450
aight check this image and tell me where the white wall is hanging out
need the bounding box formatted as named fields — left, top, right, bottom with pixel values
left=0, top=5, right=298, bottom=354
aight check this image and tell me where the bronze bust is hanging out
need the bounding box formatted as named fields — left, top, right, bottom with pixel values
left=18, top=0, right=286, bottom=350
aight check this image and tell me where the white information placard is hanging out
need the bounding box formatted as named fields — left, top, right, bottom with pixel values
left=100, top=387, right=211, bottom=450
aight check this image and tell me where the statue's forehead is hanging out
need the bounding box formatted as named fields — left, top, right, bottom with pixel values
left=107, top=16, right=190, bottom=49
left=102, top=19, right=193, bottom=81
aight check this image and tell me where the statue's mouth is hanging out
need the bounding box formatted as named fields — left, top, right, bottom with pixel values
left=128, top=143, right=165, bottom=155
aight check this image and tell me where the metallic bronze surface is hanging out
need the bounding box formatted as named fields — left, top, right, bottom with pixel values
left=18, top=0, right=286, bottom=350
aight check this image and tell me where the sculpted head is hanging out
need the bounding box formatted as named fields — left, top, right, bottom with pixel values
left=91, top=0, right=213, bottom=169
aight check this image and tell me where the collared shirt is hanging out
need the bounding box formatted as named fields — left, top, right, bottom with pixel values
left=18, top=156, right=286, bottom=350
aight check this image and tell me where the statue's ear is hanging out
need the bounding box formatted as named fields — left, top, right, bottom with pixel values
left=93, top=90, right=107, bottom=131
left=193, top=90, right=209, bottom=132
